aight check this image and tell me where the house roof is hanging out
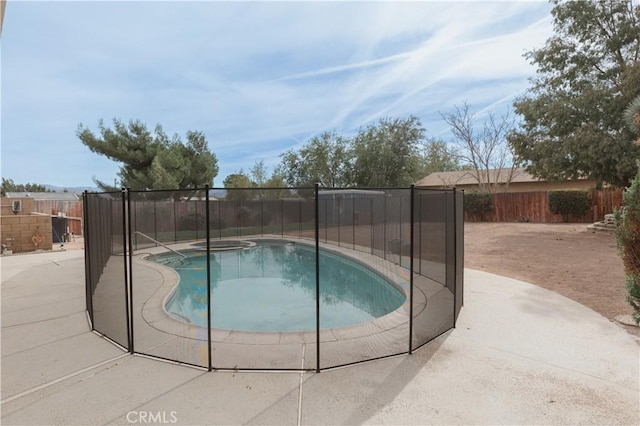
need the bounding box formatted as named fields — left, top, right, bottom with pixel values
left=5, top=192, right=80, bottom=201
left=319, top=189, right=386, bottom=196
left=415, top=167, right=595, bottom=188
left=416, top=167, right=544, bottom=187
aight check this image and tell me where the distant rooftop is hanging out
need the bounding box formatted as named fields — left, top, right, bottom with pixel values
left=319, top=189, right=386, bottom=196
left=416, top=167, right=533, bottom=187
left=415, top=167, right=590, bottom=187
left=5, top=192, right=80, bottom=201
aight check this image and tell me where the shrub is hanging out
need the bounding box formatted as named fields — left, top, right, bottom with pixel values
left=615, top=163, right=640, bottom=324
left=237, top=206, right=252, bottom=224
left=548, top=190, right=590, bottom=222
left=259, top=210, right=273, bottom=226
left=464, top=192, right=493, bottom=221
left=178, top=212, right=206, bottom=231
left=210, top=218, right=227, bottom=230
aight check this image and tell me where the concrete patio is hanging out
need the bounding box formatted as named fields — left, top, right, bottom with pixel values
left=1, top=249, right=638, bottom=425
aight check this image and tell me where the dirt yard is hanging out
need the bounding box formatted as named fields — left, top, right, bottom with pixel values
left=465, top=222, right=639, bottom=337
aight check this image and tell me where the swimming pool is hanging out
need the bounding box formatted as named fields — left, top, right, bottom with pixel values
left=153, top=241, right=406, bottom=332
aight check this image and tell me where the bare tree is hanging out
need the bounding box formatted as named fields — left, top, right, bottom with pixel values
left=440, top=102, right=519, bottom=193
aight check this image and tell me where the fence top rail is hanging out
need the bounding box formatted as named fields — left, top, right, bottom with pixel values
left=84, top=186, right=453, bottom=197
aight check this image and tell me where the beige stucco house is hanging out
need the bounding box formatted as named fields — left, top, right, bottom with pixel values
left=415, top=167, right=597, bottom=192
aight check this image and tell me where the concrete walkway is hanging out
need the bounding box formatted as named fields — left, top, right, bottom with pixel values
left=1, top=250, right=638, bottom=425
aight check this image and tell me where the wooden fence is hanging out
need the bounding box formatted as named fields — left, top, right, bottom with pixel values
left=22, top=189, right=627, bottom=231
left=33, top=200, right=83, bottom=235
left=465, top=189, right=624, bottom=223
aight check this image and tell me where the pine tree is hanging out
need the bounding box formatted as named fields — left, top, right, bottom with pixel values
left=77, top=119, right=218, bottom=191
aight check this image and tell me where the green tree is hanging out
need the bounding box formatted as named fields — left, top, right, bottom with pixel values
left=1, top=178, right=48, bottom=196
left=250, top=160, right=268, bottom=187
left=223, top=170, right=255, bottom=201
left=224, top=162, right=292, bottom=200
left=262, top=173, right=291, bottom=200
left=250, top=161, right=292, bottom=199
left=77, top=119, right=218, bottom=191
left=264, top=173, right=285, bottom=188
left=509, top=0, right=640, bottom=187
left=417, top=138, right=463, bottom=178
left=278, top=131, right=353, bottom=188
left=352, top=116, right=424, bottom=187
left=181, top=130, right=219, bottom=189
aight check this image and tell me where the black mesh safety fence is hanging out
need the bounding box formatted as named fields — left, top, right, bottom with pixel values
left=128, top=189, right=209, bottom=368
left=83, top=186, right=463, bottom=371
left=411, top=189, right=455, bottom=350
left=207, top=188, right=318, bottom=370
left=84, top=191, right=130, bottom=350
left=317, top=188, right=411, bottom=368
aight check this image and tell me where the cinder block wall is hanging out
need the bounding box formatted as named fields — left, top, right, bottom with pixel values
left=1, top=215, right=52, bottom=253
left=1, top=197, right=35, bottom=216
left=1, top=197, right=54, bottom=253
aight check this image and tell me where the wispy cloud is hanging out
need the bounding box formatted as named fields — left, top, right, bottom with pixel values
left=1, top=1, right=553, bottom=188
left=274, top=51, right=412, bottom=82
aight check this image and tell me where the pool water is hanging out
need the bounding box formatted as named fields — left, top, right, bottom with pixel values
left=155, top=241, right=405, bottom=332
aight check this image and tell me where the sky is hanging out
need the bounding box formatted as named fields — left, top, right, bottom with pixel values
left=1, top=0, right=555, bottom=190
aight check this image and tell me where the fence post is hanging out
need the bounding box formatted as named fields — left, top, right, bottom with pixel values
left=206, top=186, right=212, bottom=371
left=337, top=194, right=341, bottom=247
left=315, top=183, right=320, bottom=373
left=409, top=185, right=415, bottom=354
left=126, top=189, right=134, bottom=353
left=83, top=191, right=93, bottom=327
left=418, top=192, right=422, bottom=275
left=452, top=189, right=458, bottom=326
left=120, top=189, right=132, bottom=353
left=454, top=188, right=465, bottom=324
